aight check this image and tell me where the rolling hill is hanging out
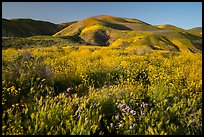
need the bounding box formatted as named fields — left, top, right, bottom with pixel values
left=155, top=24, right=202, bottom=37
left=53, top=15, right=162, bottom=37
left=2, top=15, right=202, bottom=53
left=53, top=15, right=202, bottom=53
left=2, top=18, right=62, bottom=37
left=188, top=27, right=202, bottom=33
left=187, top=27, right=202, bottom=37
left=155, top=24, right=185, bottom=31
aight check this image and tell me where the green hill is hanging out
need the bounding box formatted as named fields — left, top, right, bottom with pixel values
left=155, top=24, right=185, bottom=31
left=54, top=15, right=161, bottom=37
left=155, top=24, right=202, bottom=37
left=187, top=27, right=202, bottom=37
left=53, top=15, right=201, bottom=53
left=188, top=27, right=202, bottom=33
left=2, top=18, right=62, bottom=37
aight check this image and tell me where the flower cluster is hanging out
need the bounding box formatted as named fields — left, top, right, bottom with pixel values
left=115, top=103, right=138, bottom=130
left=140, top=102, right=150, bottom=108
left=118, top=103, right=130, bottom=113
left=117, top=103, right=136, bottom=116
left=114, top=101, right=151, bottom=131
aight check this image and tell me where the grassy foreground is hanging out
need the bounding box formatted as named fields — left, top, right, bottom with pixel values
left=2, top=45, right=202, bottom=135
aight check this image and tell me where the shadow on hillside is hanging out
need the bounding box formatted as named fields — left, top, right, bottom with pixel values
left=99, top=20, right=132, bottom=30
left=93, top=29, right=110, bottom=46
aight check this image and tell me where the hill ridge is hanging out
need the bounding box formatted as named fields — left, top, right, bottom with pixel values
left=2, top=15, right=202, bottom=53
left=2, top=18, right=62, bottom=37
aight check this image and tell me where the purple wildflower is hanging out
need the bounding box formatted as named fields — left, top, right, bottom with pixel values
left=115, top=115, right=119, bottom=120
left=85, top=117, right=88, bottom=122
left=67, top=87, right=71, bottom=93
left=125, top=106, right=130, bottom=111
left=110, top=123, right=114, bottom=127
left=119, top=123, right=123, bottom=128
left=118, top=103, right=126, bottom=109
left=130, top=110, right=136, bottom=115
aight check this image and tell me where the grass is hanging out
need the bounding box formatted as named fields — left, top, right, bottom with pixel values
left=2, top=36, right=81, bottom=49
left=2, top=43, right=202, bottom=135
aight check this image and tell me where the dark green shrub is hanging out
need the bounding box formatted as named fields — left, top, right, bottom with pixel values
left=2, top=51, right=54, bottom=110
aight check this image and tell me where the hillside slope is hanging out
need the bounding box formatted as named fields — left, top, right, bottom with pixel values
left=2, top=18, right=62, bottom=37
left=187, top=27, right=202, bottom=37
left=155, top=24, right=185, bottom=31
left=58, top=21, right=78, bottom=30
left=54, top=15, right=161, bottom=37
left=53, top=15, right=202, bottom=53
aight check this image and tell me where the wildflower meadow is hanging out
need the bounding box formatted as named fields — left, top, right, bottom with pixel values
left=2, top=45, right=202, bottom=135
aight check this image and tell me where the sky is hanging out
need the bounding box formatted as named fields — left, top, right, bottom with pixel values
left=2, top=2, right=202, bottom=29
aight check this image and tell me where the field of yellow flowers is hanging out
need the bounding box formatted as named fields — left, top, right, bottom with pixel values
left=2, top=45, right=202, bottom=135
